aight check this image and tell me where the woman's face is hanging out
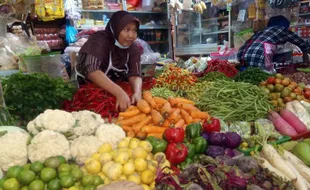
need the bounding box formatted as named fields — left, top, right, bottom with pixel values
left=118, top=21, right=138, bottom=47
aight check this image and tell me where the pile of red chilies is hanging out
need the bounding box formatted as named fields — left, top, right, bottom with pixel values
left=205, top=59, right=238, bottom=78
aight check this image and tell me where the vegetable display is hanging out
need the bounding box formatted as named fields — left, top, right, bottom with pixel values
left=198, top=80, right=273, bottom=121
left=204, top=59, right=238, bottom=78
left=2, top=73, right=75, bottom=123
left=198, top=71, right=232, bottom=82
left=234, top=67, right=272, bottom=85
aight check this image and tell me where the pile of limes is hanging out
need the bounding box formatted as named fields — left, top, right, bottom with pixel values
left=82, top=137, right=171, bottom=190
left=0, top=156, right=103, bottom=190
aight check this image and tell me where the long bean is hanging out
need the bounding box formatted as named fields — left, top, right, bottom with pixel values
left=197, top=80, right=273, bottom=121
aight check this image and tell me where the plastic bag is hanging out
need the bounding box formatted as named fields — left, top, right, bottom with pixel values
left=0, top=36, right=18, bottom=70
left=134, top=38, right=160, bottom=65
left=222, top=121, right=252, bottom=139
left=66, top=20, right=77, bottom=44
left=254, top=119, right=282, bottom=139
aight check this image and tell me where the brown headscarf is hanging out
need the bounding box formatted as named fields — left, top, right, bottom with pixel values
left=79, top=11, right=141, bottom=72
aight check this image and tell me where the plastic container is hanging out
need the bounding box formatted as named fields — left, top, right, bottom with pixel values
left=23, top=52, right=63, bottom=78
left=238, top=136, right=291, bottom=156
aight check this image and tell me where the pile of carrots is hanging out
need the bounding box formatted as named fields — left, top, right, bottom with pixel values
left=116, top=91, right=210, bottom=139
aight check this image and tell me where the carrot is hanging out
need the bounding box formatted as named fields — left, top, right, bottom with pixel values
left=119, top=108, right=140, bottom=117
left=153, top=97, right=168, bottom=105
left=171, top=115, right=182, bottom=124
left=155, top=104, right=163, bottom=111
left=180, top=109, right=193, bottom=124
left=133, top=116, right=152, bottom=133
left=117, top=113, right=147, bottom=126
left=168, top=108, right=181, bottom=123
left=151, top=109, right=164, bottom=125
left=169, top=98, right=195, bottom=105
left=168, top=97, right=179, bottom=106
left=193, top=118, right=202, bottom=123
left=160, top=102, right=172, bottom=118
left=174, top=119, right=185, bottom=128
left=126, top=131, right=136, bottom=138
left=178, top=103, right=199, bottom=112
left=142, top=126, right=166, bottom=133
left=147, top=132, right=163, bottom=139
left=190, top=111, right=210, bottom=120
left=137, top=99, right=151, bottom=114
left=121, top=126, right=133, bottom=132
left=162, top=119, right=171, bottom=128
left=136, top=131, right=147, bottom=140
left=126, top=106, right=137, bottom=112
left=143, top=91, right=156, bottom=108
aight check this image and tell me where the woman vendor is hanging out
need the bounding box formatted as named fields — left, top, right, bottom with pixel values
left=76, top=11, right=142, bottom=112
left=238, top=15, right=310, bottom=70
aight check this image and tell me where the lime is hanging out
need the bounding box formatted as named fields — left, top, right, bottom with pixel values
left=68, top=186, right=80, bottom=190
left=0, top=178, right=6, bottom=188
left=22, top=164, right=31, bottom=170
left=40, top=168, right=57, bottom=182
left=58, top=164, right=71, bottom=173
left=58, top=172, right=71, bottom=178
left=30, top=162, right=44, bottom=174
left=83, top=185, right=96, bottom=190
left=20, top=186, right=28, bottom=190
left=71, top=168, right=83, bottom=182
left=81, top=176, right=94, bottom=186
left=0, top=187, right=3, bottom=190
left=18, top=170, right=36, bottom=185
left=6, top=166, right=23, bottom=178
left=59, top=175, right=75, bottom=188
left=92, top=176, right=104, bottom=186
left=57, top=156, right=67, bottom=165
left=28, top=180, right=45, bottom=190
left=3, top=178, right=20, bottom=190
left=43, top=157, right=60, bottom=169
left=47, top=179, right=61, bottom=190
left=70, top=164, right=79, bottom=170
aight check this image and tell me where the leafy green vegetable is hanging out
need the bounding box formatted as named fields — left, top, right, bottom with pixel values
left=0, top=106, right=16, bottom=126
left=234, top=67, right=272, bottom=85
left=2, top=73, right=74, bottom=123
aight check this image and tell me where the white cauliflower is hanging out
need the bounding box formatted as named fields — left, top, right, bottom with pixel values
left=27, top=109, right=76, bottom=137
left=70, top=136, right=102, bottom=164
left=28, top=130, right=71, bottom=162
left=95, top=124, right=126, bottom=149
left=0, top=128, right=30, bottom=171
left=69, top=110, right=105, bottom=139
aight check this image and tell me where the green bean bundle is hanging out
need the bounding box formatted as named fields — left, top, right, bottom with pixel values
left=234, top=67, right=272, bottom=85
left=199, top=71, right=232, bottom=82
left=198, top=80, right=273, bottom=121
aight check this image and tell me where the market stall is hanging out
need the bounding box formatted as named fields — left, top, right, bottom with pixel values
left=1, top=0, right=310, bottom=190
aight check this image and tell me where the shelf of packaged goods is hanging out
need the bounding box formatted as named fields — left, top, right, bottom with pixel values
left=299, top=12, right=310, bottom=17
left=77, top=25, right=168, bottom=30
left=81, top=9, right=167, bottom=14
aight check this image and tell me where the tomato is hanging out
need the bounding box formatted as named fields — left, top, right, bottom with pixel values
left=274, top=78, right=282, bottom=84
left=304, top=91, right=310, bottom=99
left=267, top=77, right=276, bottom=84
left=304, top=88, right=310, bottom=93
left=293, top=88, right=303, bottom=95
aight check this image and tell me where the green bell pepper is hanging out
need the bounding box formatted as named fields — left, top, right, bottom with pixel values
left=178, top=157, right=193, bottom=170
left=186, top=123, right=202, bottom=139
left=193, top=136, right=208, bottom=154
left=145, top=136, right=167, bottom=154
left=185, top=142, right=196, bottom=158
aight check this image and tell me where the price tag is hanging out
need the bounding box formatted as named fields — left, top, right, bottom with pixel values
left=237, top=9, right=247, bottom=22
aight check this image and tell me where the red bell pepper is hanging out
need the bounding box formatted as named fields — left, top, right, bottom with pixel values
left=202, top=117, right=221, bottom=133
left=165, top=143, right=188, bottom=165
left=163, top=127, right=185, bottom=143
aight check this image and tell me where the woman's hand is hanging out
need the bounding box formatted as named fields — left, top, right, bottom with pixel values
left=131, top=92, right=141, bottom=104
left=115, top=90, right=131, bottom=112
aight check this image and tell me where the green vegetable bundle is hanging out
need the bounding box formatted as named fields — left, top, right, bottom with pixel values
left=234, top=67, right=272, bottom=85
left=0, top=106, right=16, bottom=126
left=180, top=81, right=213, bottom=103
left=198, top=80, right=273, bottom=121
left=150, top=87, right=178, bottom=99
left=2, top=73, right=75, bottom=123
left=199, top=72, right=232, bottom=82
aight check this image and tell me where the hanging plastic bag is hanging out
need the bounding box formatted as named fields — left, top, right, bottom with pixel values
left=66, top=19, right=77, bottom=44
left=263, top=42, right=276, bottom=72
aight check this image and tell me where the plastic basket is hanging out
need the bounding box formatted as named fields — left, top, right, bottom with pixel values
left=23, top=52, right=63, bottom=78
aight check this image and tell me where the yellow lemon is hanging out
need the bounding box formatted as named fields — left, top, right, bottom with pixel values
left=113, top=151, right=130, bottom=164
left=118, top=147, right=128, bottom=152
left=123, top=162, right=135, bottom=176
left=127, top=173, right=141, bottom=185
left=119, top=175, right=127, bottom=180
left=118, top=140, right=130, bottom=148
left=150, top=181, right=155, bottom=189
left=139, top=141, right=153, bottom=153
left=91, top=152, right=100, bottom=160
left=146, top=153, right=154, bottom=160
left=147, top=160, right=158, bottom=172
left=129, top=138, right=140, bottom=149
left=141, top=169, right=155, bottom=185
left=123, top=137, right=132, bottom=142
left=141, top=184, right=151, bottom=190
left=99, top=152, right=112, bottom=165
left=85, top=159, right=101, bottom=174
left=160, top=160, right=171, bottom=174
left=80, top=166, right=88, bottom=175
left=132, top=147, right=148, bottom=159
left=106, top=163, right=123, bottom=181
left=97, top=172, right=106, bottom=180
left=154, top=152, right=166, bottom=164
left=134, top=158, right=148, bottom=172
left=103, top=177, right=111, bottom=185
left=102, top=161, right=114, bottom=175
left=98, top=143, right=113, bottom=153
